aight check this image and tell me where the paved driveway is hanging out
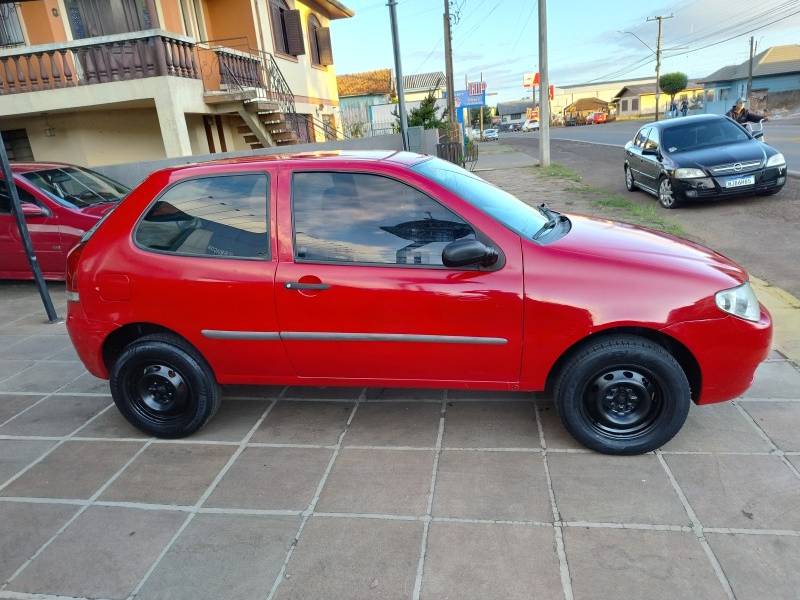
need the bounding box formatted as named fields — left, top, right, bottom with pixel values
left=1, top=281, right=800, bottom=600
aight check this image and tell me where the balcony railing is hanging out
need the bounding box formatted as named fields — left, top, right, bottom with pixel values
left=0, top=29, right=198, bottom=96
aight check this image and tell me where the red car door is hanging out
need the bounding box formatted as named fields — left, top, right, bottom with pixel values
left=274, top=164, right=524, bottom=387
left=0, top=178, right=64, bottom=278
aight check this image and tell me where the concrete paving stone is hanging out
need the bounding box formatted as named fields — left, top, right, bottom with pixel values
left=136, top=514, right=300, bottom=600
left=0, top=395, right=110, bottom=437
left=221, top=384, right=285, bottom=398
left=445, top=389, right=533, bottom=400
left=741, top=360, right=800, bottom=399
left=0, top=334, right=28, bottom=349
left=666, top=454, right=800, bottom=529
left=740, top=401, right=800, bottom=451
left=251, top=400, right=353, bottom=445
left=364, top=387, right=444, bottom=401
left=663, top=402, right=772, bottom=452
left=0, top=439, right=57, bottom=486
left=8, top=505, right=186, bottom=600
left=45, top=344, right=81, bottom=361
left=707, top=533, right=800, bottom=600
left=432, top=450, right=553, bottom=522
left=344, top=402, right=441, bottom=447
left=0, top=359, right=35, bottom=382
left=59, top=371, right=110, bottom=394
left=190, top=399, right=269, bottom=442
left=283, top=386, right=363, bottom=400
left=205, top=446, right=333, bottom=510
left=0, top=501, right=78, bottom=581
left=0, top=315, right=69, bottom=335
left=548, top=453, right=689, bottom=525
left=317, top=448, right=434, bottom=515
left=2, top=440, right=143, bottom=500
left=273, top=516, right=422, bottom=600
left=789, top=454, right=800, bottom=471
left=0, top=393, right=43, bottom=424
left=421, top=521, right=562, bottom=600
left=74, top=407, right=149, bottom=439
left=565, top=527, right=727, bottom=600
left=535, top=401, right=585, bottom=450
left=0, top=335, right=71, bottom=360
left=443, top=401, right=539, bottom=448
left=100, top=443, right=235, bottom=506
left=0, top=361, right=85, bottom=393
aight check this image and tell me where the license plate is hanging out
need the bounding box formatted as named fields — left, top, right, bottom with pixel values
left=725, top=175, right=755, bottom=188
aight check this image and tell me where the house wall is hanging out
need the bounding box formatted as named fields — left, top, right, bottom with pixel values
left=405, top=89, right=441, bottom=102
left=18, top=0, right=68, bottom=44
left=552, top=79, right=655, bottom=117
left=704, top=74, right=800, bottom=114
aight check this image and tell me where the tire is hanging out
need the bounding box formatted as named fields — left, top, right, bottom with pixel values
left=624, top=165, right=636, bottom=191
left=658, top=176, right=681, bottom=209
left=554, top=335, right=690, bottom=455
left=110, top=333, right=220, bottom=438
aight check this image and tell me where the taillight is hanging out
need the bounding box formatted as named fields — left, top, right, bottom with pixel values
left=65, top=242, right=85, bottom=300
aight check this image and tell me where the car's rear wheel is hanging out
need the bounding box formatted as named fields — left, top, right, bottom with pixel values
left=658, top=177, right=680, bottom=209
left=554, top=335, right=690, bottom=455
left=110, top=333, right=220, bottom=438
left=624, top=165, right=635, bottom=191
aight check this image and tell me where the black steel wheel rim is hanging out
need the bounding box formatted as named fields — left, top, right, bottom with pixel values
left=126, top=361, right=191, bottom=424
left=580, top=365, right=664, bottom=439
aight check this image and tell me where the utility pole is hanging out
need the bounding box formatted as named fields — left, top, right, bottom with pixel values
left=479, top=71, right=484, bottom=139
left=387, top=0, right=409, bottom=151
left=647, top=14, right=672, bottom=121
left=443, top=0, right=458, bottom=142
left=0, top=133, right=58, bottom=322
left=746, top=35, right=755, bottom=103
left=538, top=0, right=550, bottom=167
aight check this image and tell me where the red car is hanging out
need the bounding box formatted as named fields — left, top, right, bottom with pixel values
left=586, top=112, right=608, bottom=125
left=0, top=162, right=129, bottom=280
left=65, top=151, right=771, bottom=454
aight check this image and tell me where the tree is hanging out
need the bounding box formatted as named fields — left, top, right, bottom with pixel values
left=468, top=106, right=493, bottom=127
left=659, top=72, right=688, bottom=103
left=396, top=92, right=446, bottom=130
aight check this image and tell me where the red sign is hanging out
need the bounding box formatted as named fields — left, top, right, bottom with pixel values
left=468, top=81, right=487, bottom=96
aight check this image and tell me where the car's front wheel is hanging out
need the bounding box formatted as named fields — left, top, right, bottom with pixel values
left=624, top=165, right=635, bottom=191
left=554, top=335, right=691, bottom=455
left=110, top=333, right=220, bottom=438
left=658, top=177, right=681, bottom=208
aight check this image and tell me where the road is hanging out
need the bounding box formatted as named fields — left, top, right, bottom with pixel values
left=499, top=135, right=800, bottom=298
left=508, top=117, right=800, bottom=171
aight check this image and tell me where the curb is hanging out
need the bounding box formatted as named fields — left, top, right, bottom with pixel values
left=788, top=169, right=800, bottom=180
left=750, top=276, right=800, bottom=364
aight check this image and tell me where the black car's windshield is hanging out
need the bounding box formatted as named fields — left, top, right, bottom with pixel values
left=23, top=167, right=129, bottom=209
left=413, top=157, right=548, bottom=238
left=662, top=119, right=751, bottom=153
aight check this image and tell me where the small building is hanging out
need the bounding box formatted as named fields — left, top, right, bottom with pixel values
left=698, top=44, right=800, bottom=115
left=612, top=81, right=704, bottom=119
left=496, top=100, right=535, bottom=130
left=337, top=69, right=394, bottom=137
left=551, top=76, right=655, bottom=118
left=398, top=71, right=446, bottom=102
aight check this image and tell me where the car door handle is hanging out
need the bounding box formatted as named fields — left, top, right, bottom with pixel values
left=285, top=281, right=331, bottom=291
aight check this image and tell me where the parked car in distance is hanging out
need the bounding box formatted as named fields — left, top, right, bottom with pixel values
left=483, top=128, right=499, bottom=140
left=624, top=114, right=787, bottom=208
left=522, top=119, right=540, bottom=132
left=66, top=151, right=772, bottom=455
left=0, top=162, right=129, bottom=280
left=586, top=112, right=608, bottom=125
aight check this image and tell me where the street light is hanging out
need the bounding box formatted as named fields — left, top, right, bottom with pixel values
left=618, top=30, right=656, bottom=55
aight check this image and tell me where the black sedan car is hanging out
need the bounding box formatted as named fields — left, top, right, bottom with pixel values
left=624, top=114, right=787, bottom=208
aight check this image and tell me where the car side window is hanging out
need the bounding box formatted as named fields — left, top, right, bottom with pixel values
left=0, top=180, right=41, bottom=213
left=135, top=174, right=269, bottom=259
left=645, top=128, right=660, bottom=151
left=634, top=128, right=650, bottom=148
left=292, top=171, right=476, bottom=266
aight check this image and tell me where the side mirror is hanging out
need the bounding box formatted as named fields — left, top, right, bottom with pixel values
left=442, top=239, right=498, bottom=268
left=641, top=145, right=658, bottom=156
left=20, top=203, right=47, bottom=217
left=753, top=131, right=764, bottom=140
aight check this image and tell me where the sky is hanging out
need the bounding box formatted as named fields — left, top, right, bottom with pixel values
left=329, top=0, right=800, bottom=104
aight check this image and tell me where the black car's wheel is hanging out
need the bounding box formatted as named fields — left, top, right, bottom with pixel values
left=624, top=165, right=636, bottom=191
left=554, top=335, right=690, bottom=455
left=110, top=333, right=220, bottom=438
left=658, top=177, right=680, bottom=209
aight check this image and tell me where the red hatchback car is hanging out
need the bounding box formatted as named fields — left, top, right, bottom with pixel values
left=66, top=151, right=771, bottom=454
left=1, top=162, right=129, bottom=280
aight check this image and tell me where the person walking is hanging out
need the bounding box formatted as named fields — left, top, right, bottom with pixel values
left=669, top=99, right=678, bottom=118
left=680, top=98, right=689, bottom=117
left=727, top=98, right=767, bottom=124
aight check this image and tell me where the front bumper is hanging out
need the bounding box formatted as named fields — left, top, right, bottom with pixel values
left=672, top=166, right=786, bottom=199
left=661, top=308, right=772, bottom=404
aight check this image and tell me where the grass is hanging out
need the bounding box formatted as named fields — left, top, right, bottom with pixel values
left=590, top=191, right=687, bottom=237
left=536, top=163, right=582, bottom=182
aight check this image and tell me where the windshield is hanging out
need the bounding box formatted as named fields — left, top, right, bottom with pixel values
left=662, top=119, right=751, bottom=153
left=22, top=167, right=129, bottom=208
left=413, top=157, right=548, bottom=238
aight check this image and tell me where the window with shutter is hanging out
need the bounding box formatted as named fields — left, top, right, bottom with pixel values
left=269, top=0, right=290, bottom=55
left=284, top=9, right=305, bottom=56
left=308, top=14, right=321, bottom=65
left=317, top=27, right=333, bottom=66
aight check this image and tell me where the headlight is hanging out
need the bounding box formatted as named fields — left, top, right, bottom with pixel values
left=715, top=282, right=761, bottom=322
left=674, top=168, right=706, bottom=179
left=766, top=153, right=786, bottom=167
